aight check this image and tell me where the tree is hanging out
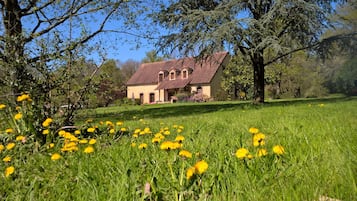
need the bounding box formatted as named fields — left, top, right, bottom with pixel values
left=96, top=60, right=125, bottom=107
left=119, top=59, right=140, bottom=82
left=152, top=0, right=356, bottom=103
left=333, top=56, right=357, bottom=95
left=0, top=0, right=141, bottom=142
left=222, top=54, right=253, bottom=100
left=141, top=50, right=166, bottom=63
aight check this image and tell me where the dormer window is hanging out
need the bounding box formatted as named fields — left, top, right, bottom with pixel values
left=158, top=72, right=164, bottom=82
left=169, top=71, right=175, bottom=80
left=182, top=69, right=188, bottom=79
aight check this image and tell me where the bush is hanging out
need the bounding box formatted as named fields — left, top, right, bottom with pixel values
left=175, top=92, right=190, bottom=102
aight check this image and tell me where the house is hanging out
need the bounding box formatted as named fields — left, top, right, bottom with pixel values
left=126, top=52, right=230, bottom=104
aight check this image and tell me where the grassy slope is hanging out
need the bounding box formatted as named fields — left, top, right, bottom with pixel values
left=2, top=97, right=356, bottom=201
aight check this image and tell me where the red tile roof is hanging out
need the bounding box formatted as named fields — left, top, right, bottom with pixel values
left=156, top=77, right=192, bottom=90
left=126, top=52, right=229, bottom=86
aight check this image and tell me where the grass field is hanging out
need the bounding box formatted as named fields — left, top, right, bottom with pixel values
left=1, top=96, right=356, bottom=201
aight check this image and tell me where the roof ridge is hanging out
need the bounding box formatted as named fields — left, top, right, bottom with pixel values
left=141, top=51, right=228, bottom=66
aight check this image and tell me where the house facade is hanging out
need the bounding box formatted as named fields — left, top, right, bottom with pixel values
left=126, top=52, right=230, bottom=104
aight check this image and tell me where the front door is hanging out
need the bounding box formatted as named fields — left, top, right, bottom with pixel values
left=139, top=93, right=144, bottom=104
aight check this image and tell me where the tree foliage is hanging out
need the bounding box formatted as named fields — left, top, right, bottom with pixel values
left=152, top=0, right=356, bottom=103
left=141, top=50, right=166, bottom=63
left=332, top=57, right=357, bottom=95
left=0, top=0, right=141, bottom=143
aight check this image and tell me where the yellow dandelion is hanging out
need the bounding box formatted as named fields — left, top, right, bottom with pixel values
left=160, top=141, right=174, bottom=150
left=51, top=153, right=61, bottom=161
left=42, top=129, right=50, bottom=135
left=61, top=142, right=78, bottom=152
left=58, top=130, right=66, bottom=136
left=133, top=133, right=138, bottom=138
left=84, top=146, right=95, bottom=154
left=88, top=139, right=96, bottom=145
left=155, top=133, right=165, bottom=139
left=116, top=121, right=123, bottom=126
left=16, top=135, right=25, bottom=141
left=87, top=127, right=95, bottom=133
left=134, top=128, right=141, bottom=134
left=131, top=142, right=137, bottom=147
left=109, top=129, right=115, bottom=134
left=177, top=128, right=183, bottom=133
left=0, top=104, right=6, bottom=109
left=253, top=133, right=266, bottom=147
left=257, top=149, right=268, bottom=157
left=163, top=130, right=170, bottom=135
left=194, top=160, right=208, bottom=174
left=69, top=136, right=78, bottom=142
left=6, top=143, right=15, bottom=150
left=179, top=150, right=192, bottom=158
left=5, top=166, right=15, bottom=177
left=0, top=144, right=4, bottom=152
left=120, top=127, right=127, bottom=132
left=138, top=143, right=148, bottom=149
left=151, top=137, right=161, bottom=144
left=79, top=139, right=88, bottom=144
left=175, top=135, right=185, bottom=143
left=172, top=142, right=182, bottom=149
left=273, top=145, right=285, bottom=155
left=42, top=118, right=53, bottom=127
left=5, top=128, right=14, bottom=134
left=186, top=166, right=196, bottom=180
left=63, top=132, right=73, bottom=139
left=74, top=130, right=81, bottom=135
left=48, top=143, right=55, bottom=148
left=105, top=121, right=113, bottom=126
left=17, top=94, right=31, bottom=102
left=249, top=127, right=259, bottom=134
left=3, top=156, right=11, bottom=162
left=144, top=127, right=152, bottom=134
left=235, top=148, right=249, bottom=159
left=14, top=113, right=22, bottom=120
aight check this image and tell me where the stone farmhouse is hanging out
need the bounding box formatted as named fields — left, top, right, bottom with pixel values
left=126, top=52, right=230, bottom=104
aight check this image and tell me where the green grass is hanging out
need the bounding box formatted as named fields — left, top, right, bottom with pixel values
left=1, top=97, right=356, bottom=201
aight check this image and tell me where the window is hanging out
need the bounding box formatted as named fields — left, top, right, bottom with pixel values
left=149, top=93, right=155, bottom=103
left=170, top=71, right=175, bottom=80
left=158, top=73, right=164, bottom=82
left=182, top=69, right=188, bottom=79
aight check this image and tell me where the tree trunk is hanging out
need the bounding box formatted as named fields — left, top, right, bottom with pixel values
left=3, top=0, right=29, bottom=94
left=252, top=51, right=265, bottom=103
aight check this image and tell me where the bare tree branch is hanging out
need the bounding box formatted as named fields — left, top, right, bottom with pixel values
left=27, top=3, right=119, bottom=63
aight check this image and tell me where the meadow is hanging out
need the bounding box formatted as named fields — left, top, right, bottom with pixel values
left=1, top=96, right=356, bottom=201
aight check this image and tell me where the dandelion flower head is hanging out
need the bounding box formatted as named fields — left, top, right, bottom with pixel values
left=186, top=166, right=196, bottom=180
left=179, top=150, right=192, bottom=158
left=235, top=148, right=249, bottom=159
left=194, top=160, right=208, bottom=174
left=51, top=153, right=61, bottom=161
left=5, top=166, right=15, bottom=177
left=84, top=146, right=95, bottom=153
left=273, top=145, right=285, bottom=155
